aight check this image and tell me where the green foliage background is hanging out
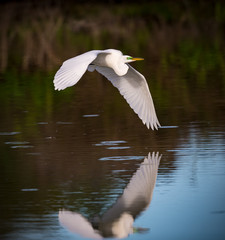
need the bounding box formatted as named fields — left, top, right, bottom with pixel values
left=0, top=0, right=224, bottom=130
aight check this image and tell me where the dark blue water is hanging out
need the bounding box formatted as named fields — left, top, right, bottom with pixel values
left=0, top=68, right=225, bottom=240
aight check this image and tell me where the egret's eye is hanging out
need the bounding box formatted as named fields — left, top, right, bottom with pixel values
left=127, top=57, right=133, bottom=60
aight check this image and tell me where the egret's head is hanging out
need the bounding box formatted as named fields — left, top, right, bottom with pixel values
left=123, top=55, right=144, bottom=63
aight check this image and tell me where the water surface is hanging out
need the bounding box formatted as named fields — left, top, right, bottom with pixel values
left=0, top=65, right=225, bottom=240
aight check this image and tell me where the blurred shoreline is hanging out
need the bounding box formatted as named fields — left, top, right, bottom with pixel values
left=0, top=1, right=224, bottom=78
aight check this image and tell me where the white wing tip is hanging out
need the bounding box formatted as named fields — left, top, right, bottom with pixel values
left=54, top=86, right=62, bottom=91
left=145, top=120, right=161, bottom=130
left=53, top=78, right=65, bottom=91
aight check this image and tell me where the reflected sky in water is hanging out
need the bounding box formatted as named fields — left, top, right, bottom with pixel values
left=0, top=75, right=225, bottom=240
left=0, top=124, right=224, bottom=240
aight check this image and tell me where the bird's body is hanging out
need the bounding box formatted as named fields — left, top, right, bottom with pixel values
left=53, top=49, right=160, bottom=130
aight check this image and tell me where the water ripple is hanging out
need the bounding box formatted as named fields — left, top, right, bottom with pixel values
left=5, top=141, right=30, bottom=145
left=99, top=156, right=144, bottom=161
left=83, top=114, right=99, bottom=117
left=95, top=140, right=127, bottom=146
left=107, top=146, right=130, bottom=150
left=0, top=132, right=21, bottom=135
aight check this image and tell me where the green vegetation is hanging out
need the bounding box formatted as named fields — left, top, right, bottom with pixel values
left=0, top=1, right=224, bottom=76
left=0, top=1, right=224, bottom=132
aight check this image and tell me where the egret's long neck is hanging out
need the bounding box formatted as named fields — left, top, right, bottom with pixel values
left=93, top=53, right=129, bottom=76
left=112, top=62, right=129, bottom=76
left=106, top=54, right=129, bottom=76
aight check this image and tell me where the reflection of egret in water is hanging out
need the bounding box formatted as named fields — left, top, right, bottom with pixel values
left=59, top=152, right=161, bottom=239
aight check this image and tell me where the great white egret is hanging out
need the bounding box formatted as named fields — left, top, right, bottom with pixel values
left=53, top=49, right=160, bottom=130
left=59, top=152, right=161, bottom=239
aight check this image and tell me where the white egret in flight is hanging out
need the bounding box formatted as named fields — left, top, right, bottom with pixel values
left=59, top=152, right=161, bottom=239
left=53, top=49, right=160, bottom=130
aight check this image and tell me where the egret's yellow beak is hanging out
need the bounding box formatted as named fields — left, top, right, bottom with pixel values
left=132, top=57, right=144, bottom=61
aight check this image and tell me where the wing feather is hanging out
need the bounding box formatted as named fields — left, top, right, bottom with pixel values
left=95, top=65, right=160, bottom=130
left=54, top=50, right=101, bottom=90
left=58, top=210, right=102, bottom=239
left=102, top=152, right=161, bottom=223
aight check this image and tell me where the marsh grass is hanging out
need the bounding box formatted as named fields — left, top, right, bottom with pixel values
left=0, top=1, right=224, bottom=79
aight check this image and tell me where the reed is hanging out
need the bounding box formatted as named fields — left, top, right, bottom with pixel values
left=0, top=1, right=224, bottom=78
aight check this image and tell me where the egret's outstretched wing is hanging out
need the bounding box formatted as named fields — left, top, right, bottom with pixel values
left=101, top=152, right=161, bottom=224
left=95, top=65, right=160, bottom=130
left=54, top=50, right=101, bottom=90
left=58, top=210, right=102, bottom=239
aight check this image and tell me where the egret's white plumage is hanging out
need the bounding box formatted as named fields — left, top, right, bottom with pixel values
left=58, top=211, right=102, bottom=239
left=53, top=49, right=160, bottom=130
left=58, top=152, right=161, bottom=239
